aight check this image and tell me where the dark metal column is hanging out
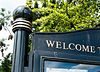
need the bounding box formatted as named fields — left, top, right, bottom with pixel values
left=12, top=6, right=33, bottom=72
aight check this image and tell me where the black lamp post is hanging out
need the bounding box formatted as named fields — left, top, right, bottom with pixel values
left=12, top=6, right=33, bottom=72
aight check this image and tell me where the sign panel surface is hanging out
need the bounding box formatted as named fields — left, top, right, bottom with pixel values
left=33, top=28, right=100, bottom=62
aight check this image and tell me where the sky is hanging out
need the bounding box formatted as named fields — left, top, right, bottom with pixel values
left=0, top=0, right=26, bottom=61
left=46, top=68, right=88, bottom=72
left=45, top=61, right=100, bottom=72
left=0, top=0, right=26, bottom=12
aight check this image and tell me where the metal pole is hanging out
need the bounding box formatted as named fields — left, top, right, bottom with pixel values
left=12, top=6, right=33, bottom=72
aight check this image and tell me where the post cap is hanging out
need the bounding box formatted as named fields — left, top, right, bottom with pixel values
left=13, top=6, right=33, bottom=22
left=12, top=6, right=33, bottom=33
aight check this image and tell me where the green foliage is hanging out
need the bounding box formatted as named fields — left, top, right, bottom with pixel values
left=28, top=34, right=33, bottom=52
left=0, top=53, right=12, bottom=72
left=34, top=1, right=38, bottom=8
left=42, top=1, right=47, bottom=7
left=0, top=8, right=13, bottom=57
left=50, top=0, right=56, bottom=4
left=26, top=0, right=100, bottom=32
left=26, top=0, right=33, bottom=9
left=25, top=0, right=100, bottom=52
left=0, top=8, right=11, bottom=26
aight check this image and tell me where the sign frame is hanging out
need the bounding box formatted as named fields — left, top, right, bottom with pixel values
left=31, top=28, right=100, bottom=72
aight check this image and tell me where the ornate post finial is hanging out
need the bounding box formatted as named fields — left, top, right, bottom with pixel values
left=12, top=6, right=33, bottom=33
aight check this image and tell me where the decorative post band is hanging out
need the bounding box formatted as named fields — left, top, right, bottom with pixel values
left=12, top=20, right=32, bottom=33
left=12, top=6, right=33, bottom=72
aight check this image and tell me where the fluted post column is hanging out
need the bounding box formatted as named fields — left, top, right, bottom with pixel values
left=12, top=6, right=33, bottom=72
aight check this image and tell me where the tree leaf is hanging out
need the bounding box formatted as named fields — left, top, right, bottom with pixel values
left=1, top=8, right=5, bottom=12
